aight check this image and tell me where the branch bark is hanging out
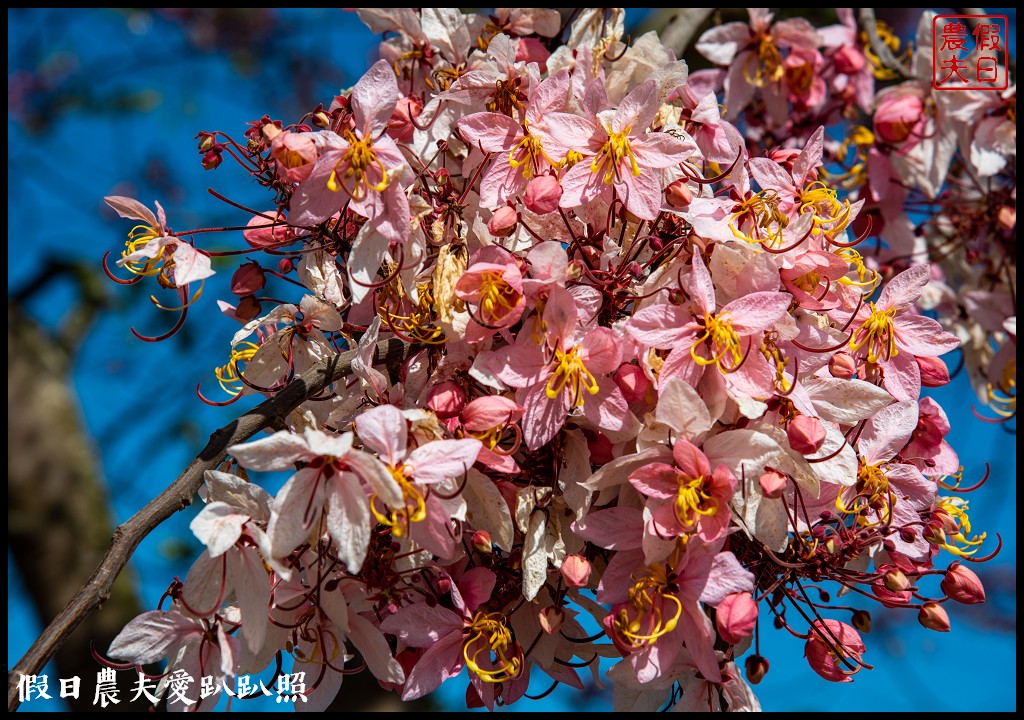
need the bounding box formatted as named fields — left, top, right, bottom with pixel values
left=7, top=337, right=409, bottom=712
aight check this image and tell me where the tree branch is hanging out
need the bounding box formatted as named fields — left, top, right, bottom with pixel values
left=7, top=337, right=409, bottom=712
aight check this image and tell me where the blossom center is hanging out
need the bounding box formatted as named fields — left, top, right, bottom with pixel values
left=590, top=127, right=640, bottom=185
left=691, top=311, right=744, bottom=371
left=478, top=270, right=520, bottom=322
left=849, top=302, right=898, bottom=363
left=730, top=190, right=789, bottom=246
left=328, top=130, right=388, bottom=200
left=545, top=345, right=600, bottom=406
left=613, top=562, right=682, bottom=648
left=214, top=341, right=259, bottom=397
left=463, top=612, right=522, bottom=683
left=674, top=473, right=719, bottom=529
left=507, top=131, right=548, bottom=179
left=370, top=466, right=427, bottom=538
left=747, top=35, right=785, bottom=86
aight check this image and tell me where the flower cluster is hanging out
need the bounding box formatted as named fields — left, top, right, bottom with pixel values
left=103, top=8, right=1007, bottom=712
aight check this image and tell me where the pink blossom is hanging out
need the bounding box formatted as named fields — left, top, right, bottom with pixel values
left=804, top=619, right=865, bottom=682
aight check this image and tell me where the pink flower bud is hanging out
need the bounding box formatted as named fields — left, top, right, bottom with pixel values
left=787, top=415, right=826, bottom=454
left=487, top=206, right=519, bottom=237
left=941, top=562, right=986, bottom=604
left=470, top=530, right=492, bottom=554
left=745, top=654, right=770, bottom=684
left=201, top=148, right=223, bottom=170
left=462, top=396, right=523, bottom=433
left=312, top=111, right=331, bottom=127
left=613, top=364, right=650, bottom=403
left=277, top=258, right=294, bottom=274
left=388, top=96, right=423, bottom=144
left=516, top=37, right=551, bottom=72
left=244, top=212, right=291, bottom=249
left=716, top=592, right=758, bottom=645
left=829, top=352, right=857, bottom=379
left=665, top=179, right=693, bottom=208
left=883, top=567, right=912, bottom=592
left=426, top=381, right=467, bottom=420
left=560, top=554, right=592, bottom=588
left=235, top=296, right=262, bottom=322
left=759, top=469, right=788, bottom=499
left=997, top=205, right=1016, bottom=231
left=523, top=175, right=563, bottom=214
left=271, top=130, right=318, bottom=183
left=874, top=93, right=924, bottom=144
left=833, top=46, right=867, bottom=74
left=916, top=356, right=950, bottom=387
left=231, top=261, right=266, bottom=296
left=197, top=132, right=216, bottom=152
left=539, top=606, right=563, bottom=635
left=805, top=620, right=865, bottom=683
left=917, top=602, right=951, bottom=632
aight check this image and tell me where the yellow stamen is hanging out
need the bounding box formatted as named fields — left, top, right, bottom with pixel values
left=836, top=248, right=880, bottom=292
left=370, top=466, right=427, bottom=538
left=590, top=127, right=640, bottom=185
left=463, top=612, right=522, bottom=683
left=691, top=311, right=743, bottom=371
left=673, top=473, right=719, bottom=529
left=744, top=35, right=785, bottom=87
left=477, top=270, right=520, bottom=322
left=214, top=341, right=260, bottom=397
left=327, top=130, right=389, bottom=200
left=545, top=345, right=600, bottom=406
left=837, top=459, right=894, bottom=523
left=849, top=302, right=898, bottom=363
left=120, top=224, right=168, bottom=277
left=936, top=497, right=988, bottom=558
left=729, top=190, right=789, bottom=247
left=507, top=130, right=550, bottom=179
left=613, top=560, right=684, bottom=647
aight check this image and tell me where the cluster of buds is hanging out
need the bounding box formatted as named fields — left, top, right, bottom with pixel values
left=103, top=8, right=1007, bottom=712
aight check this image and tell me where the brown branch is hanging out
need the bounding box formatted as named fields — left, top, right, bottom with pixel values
left=7, top=337, right=409, bottom=712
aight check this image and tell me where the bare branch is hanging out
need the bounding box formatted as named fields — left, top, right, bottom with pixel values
left=7, top=337, right=409, bottom=712
left=646, top=8, right=715, bottom=57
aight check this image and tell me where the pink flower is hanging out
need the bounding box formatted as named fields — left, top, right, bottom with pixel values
left=269, top=128, right=317, bottom=183
left=804, top=619, right=866, bottom=682
left=454, top=246, right=526, bottom=342
left=874, top=93, right=925, bottom=145
left=291, top=60, right=410, bottom=244
left=545, top=79, right=692, bottom=220
left=716, top=592, right=759, bottom=645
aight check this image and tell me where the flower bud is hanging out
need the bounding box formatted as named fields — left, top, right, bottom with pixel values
left=829, top=352, right=857, bottom=379
left=231, top=261, right=266, bottom=296
left=539, top=606, right=564, bottom=635
left=313, top=111, right=331, bottom=128
left=613, top=364, right=650, bottom=403
left=883, top=567, right=912, bottom=592
left=235, top=296, right=262, bottom=322
left=426, top=381, right=466, bottom=420
left=523, top=175, right=562, bottom=214
left=462, top=396, right=523, bottom=433
left=388, top=96, right=423, bottom=144
left=833, top=46, right=867, bottom=74
left=941, top=562, right=986, bottom=604
left=997, top=205, right=1016, bottom=231
left=470, top=530, right=492, bottom=554
left=487, top=206, right=519, bottom=237
left=244, top=212, right=291, bottom=249
left=745, top=654, right=770, bottom=684
left=201, top=148, right=223, bottom=170
left=716, top=592, right=758, bottom=645
left=560, top=554, right=592, bottom=588
left=916, top=355, right=950, bottom=387
left=758, top=469, right=787, bottom=499
left=874, top=94, right=924, bottom=144
left=197, top=132, right=216, bottom=152
left=516, top=37, right=551, bottom=72
left=917, top=602, right=951, bottom=632
left=787, top=415, right=826, bottom=454
left=851, top=609, right=872, bottom=633
left=665, top=178, right=694, bottom=208
left=923, top=523, right=947, bottom=546
left=277, top=258, right=294, bottom=274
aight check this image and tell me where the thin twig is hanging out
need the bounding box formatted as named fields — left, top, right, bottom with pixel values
left=6, top=338, right=409, bottom=712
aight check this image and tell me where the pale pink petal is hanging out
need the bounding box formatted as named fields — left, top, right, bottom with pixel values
left=878, top=264, right=930, bottom=312
left=351, top=59, right=399, bottom=135
left=628, top=463, right=679, bottom=499
left=689, top=253, right=717, bottom=314
left=458, top=112, right=522, bottom=153
left=190, top=502, right=246, bottom=557
left=406, top=438, right=482, bottom=484
left=857, top=400, right=919, bottom=464
left=626, top=304, right=693, bottom=347
left=380, top=605, right=463, bottom=648
left=696, top=22, right=752, bottom=65
left=290, top=150, right=346, bottom=227
left=227, top=547, right=271, bottom=654
left=723, top=291, right=792, bottom=334
left=230, top=430, right=313, bottom=471
left=617, top=166, right=663, bottom=220
left=573, top=507, right=644, bottom=550
left=104, top=195, right=158, bottom=226
left=522, top=384, right=572, bottom=450
left=399, top=630, right=465, bottom=700
left=672, top=439, right=712, bottom=479
left=457, top=567, right=497, bottom=614
left=355, top=404, right=407, bottom=466
left=266, top=468, right=325, bottom=557
left=679, top=600, right=721, bottom=683
left=581, top=327, right=623, bottom=375
left=170, top=243, right=215, bottom=286
left=348, top=613, right=406, bottom=684
left=698, top=551, right=756, bottom=605
left=108, top=609, right=199, bottom=664
left=326, top=473, right=371, bottom=572
left=880, top=351, right=922, bottom=402
left=613, top=80, right=658, bottom=134
left=894, top=316, right=960, bottom=356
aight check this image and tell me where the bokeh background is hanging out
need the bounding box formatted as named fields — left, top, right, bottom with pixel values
left=7, top=8, right=1016, bottom=712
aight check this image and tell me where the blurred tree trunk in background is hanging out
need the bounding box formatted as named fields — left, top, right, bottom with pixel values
left=7, top=273, right=150, bottom=711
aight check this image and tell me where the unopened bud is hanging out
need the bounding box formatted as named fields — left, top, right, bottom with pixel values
left=197, top=132, right=216, bottom=152
left=917, top=602, right=951, bottom=632
left=745, top=654, right=770, bottom=684
left=997, top=205, right=1015, bottom=231
left=666, top=178, right=694, bottom=208
left=884, top=568, right=912, bottom=592
left=560, top=554, right=592, bottom=588
left=523, top=175, right=562, bottom=215
left=923, top=524, right=947, bottom=546
left=470, top=530, right=492, bottom=554
left=613, top=364, right=651, bottom=403
left=916, top=355, right=950, bottom=387
left=235, top=296, right=262, bottom=322
left=436, top=576, right=451, bottom=594
left=539, top=606, right=564, bottom=635
left=313, top=111, right=331, bottom=127
left=426, top=380, right=466, bottom=420
left=759, top=469, right=787, bottom=499
left=277, top=258, right=294, bottom=274
left=932, top=508, right=960, bottom=535
left=941, top=562, right=986, bottom=604
left=231, top=261, right=266, bottom=296
left=201, top=148, right=223, bottom=170
left=851, top=609, right=872, bottom=633
left=716, top=592, right=758, bottom=645
left=829, top=352, right=857, bottom=379
left=487, top=206, right=519, bottom=237
left=833, top=46, right=867, bottom=74
left=787, top=415, right=826, bottom=455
